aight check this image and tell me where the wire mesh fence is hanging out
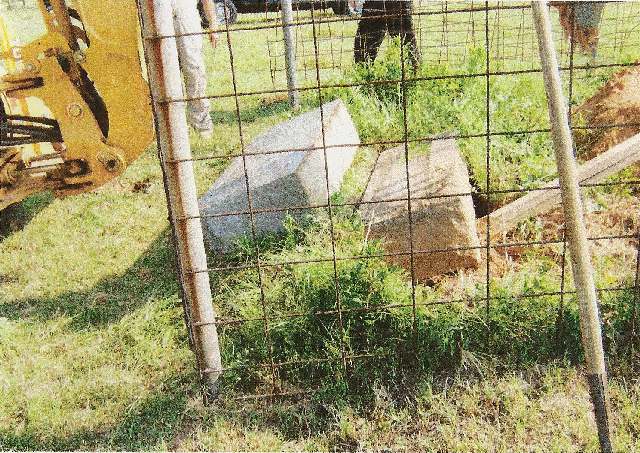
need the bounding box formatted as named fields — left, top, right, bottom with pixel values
left=139, top=0, right=640, bottom=447
left=264, top=1, right=640, bottom=85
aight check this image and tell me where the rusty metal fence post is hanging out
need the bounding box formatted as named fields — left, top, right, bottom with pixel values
left=281, top=0, right=300, bottom=109
left=137, top=0, right=222, bottom=402
left=532, top=2, right=613, bottom=451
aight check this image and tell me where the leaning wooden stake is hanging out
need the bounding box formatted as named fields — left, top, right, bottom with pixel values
left=138, top=0, right=222, bottom=402
left=479, top=131, right=640, bottom=238
left=532, top=2, right=613, bottom=451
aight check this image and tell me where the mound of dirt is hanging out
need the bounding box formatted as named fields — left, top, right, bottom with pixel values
left=573, top=64, right=640, bottom=160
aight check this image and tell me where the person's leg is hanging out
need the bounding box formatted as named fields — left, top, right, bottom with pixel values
left=387, top=1, right=420, bottom=70
left=401, top=1, right=420, bottom=69
left=174, top=0, right=213, bottom=133
left=354, top=1, right=387, bottom=64
left=385, top=2, right=401, bottom=39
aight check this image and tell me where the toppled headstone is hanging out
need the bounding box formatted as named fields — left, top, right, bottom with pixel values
left=199, top=99, right=359, bottom=251
left=360, top=139, right=481, bottom=280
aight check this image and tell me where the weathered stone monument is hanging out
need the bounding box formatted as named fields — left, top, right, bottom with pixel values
left=199, top=99, right=359, bottom=251
left=360, top=139, right=481, bottom=280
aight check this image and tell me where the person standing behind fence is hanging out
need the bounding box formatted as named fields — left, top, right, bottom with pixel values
left=166, top=0, right=217, bottom=138
left=354, top=1, right=421, bottom=70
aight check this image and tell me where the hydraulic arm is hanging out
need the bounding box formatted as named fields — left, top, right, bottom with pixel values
left=0, top=0, right=154, bottom=211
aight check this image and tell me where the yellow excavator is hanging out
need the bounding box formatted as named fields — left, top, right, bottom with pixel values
left=0, top=0, right=154, bottom=212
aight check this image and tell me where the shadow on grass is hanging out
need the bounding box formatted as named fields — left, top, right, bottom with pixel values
left=0, top=228, right=181, bottom=330
left=1, top=229, right=638, bottom=450
left=0, top=192, right=54, bottom=241
left=105, top=374, right=193, bottom=450
left=0, top=372, right=196, bottom=451
left=0, top=366, right=337, bottom=451
left=0, top=219, right=287, bottom=330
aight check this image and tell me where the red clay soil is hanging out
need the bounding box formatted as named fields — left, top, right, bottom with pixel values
left=573, top=64, right=640, bottom=160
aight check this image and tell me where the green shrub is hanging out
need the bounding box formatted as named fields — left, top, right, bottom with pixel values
left=215, top=213, right=639, bottom=403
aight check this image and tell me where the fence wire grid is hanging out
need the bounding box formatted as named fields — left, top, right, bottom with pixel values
left=141, top=0, right=640, bottom=417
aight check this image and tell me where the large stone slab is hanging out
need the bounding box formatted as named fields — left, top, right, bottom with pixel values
left=360, top=139, right=481, bottom=280
left=199, top=99, right=359, bottom=251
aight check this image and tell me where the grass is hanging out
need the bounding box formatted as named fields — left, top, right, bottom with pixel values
left=1, top=1, right=640, bottom=451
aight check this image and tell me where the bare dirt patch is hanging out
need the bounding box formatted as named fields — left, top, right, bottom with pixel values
left=574, top=65, right=640, bottom=161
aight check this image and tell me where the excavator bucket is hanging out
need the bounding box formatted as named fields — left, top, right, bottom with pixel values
left=0, top=0, right=155, bottom=211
